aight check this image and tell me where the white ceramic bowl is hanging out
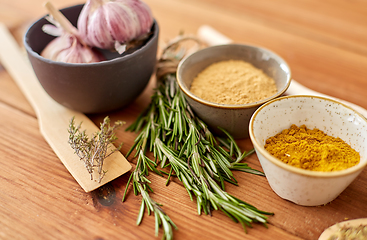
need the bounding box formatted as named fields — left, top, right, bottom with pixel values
left=249, top=95, right=367, bottom=206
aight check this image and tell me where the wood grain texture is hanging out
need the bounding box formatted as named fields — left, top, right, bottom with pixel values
left=0, top=103, right=301, bottom=240
left=0, top=0, right=366, bottom=239
left=185, top=0, right=367, bottom=56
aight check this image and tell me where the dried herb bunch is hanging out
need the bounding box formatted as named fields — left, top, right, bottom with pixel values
left=123, top=35, right=273, bottom=239
left=68, top=116, right=125, bottom=182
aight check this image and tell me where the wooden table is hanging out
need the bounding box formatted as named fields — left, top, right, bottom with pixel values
left=1, top=0, right=367, bottom=239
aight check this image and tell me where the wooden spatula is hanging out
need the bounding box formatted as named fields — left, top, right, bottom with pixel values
left=0, top=23, right=131, bottom=192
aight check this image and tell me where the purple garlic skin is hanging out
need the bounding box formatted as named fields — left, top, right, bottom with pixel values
left=41, top=33, right=104, bottom=63
left=77, top=0, right=154, bottom=51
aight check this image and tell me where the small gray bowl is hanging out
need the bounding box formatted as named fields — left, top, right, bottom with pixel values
left=24, top=4, right=159, bottom=113
left=176, top=44, right=291, bottom=138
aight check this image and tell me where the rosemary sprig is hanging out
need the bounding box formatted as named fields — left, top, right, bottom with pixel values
left=123, top=35, right=273, bottom=239
left=122, top=149, right=177, bottom=239
left=68, top=116, right=124, bottom=183
left=123, top=100, right=177, bottom=240
left=155, top=137, right=272, bottom=231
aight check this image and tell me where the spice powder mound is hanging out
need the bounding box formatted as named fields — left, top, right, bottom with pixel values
left=189, top=60, right=277, bottom=105
left=264, top=124, right=360, bottom=172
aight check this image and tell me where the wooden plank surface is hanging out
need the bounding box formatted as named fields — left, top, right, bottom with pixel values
left=0, top=0, right=367, bottom=239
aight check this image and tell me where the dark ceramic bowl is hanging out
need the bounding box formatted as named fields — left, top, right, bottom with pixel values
left=177, top=44, right=291, bottom=139
left=24, top=4, right=159, bottom=113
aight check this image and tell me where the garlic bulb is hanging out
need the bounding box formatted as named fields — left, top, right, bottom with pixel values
left=41, top=32, right=103, bottom=63
left=41, top=2, right=104, bottom=63
left=77, top=0, right=154, bottom=53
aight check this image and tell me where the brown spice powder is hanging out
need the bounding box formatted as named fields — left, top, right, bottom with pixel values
left=190, top=60, right=277, bottom=105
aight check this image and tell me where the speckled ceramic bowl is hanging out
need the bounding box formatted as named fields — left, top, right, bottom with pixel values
left=24, top=4, right=159, bottom=113
left=249, top=95, right=367, bottom=206
left=176, top=44, right=291, bottom=139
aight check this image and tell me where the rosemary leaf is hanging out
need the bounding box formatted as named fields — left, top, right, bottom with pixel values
left=137, top=199, right=145, bottom=225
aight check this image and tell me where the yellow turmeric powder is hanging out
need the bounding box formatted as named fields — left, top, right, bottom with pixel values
left=264, top=124, right=360, bottom=172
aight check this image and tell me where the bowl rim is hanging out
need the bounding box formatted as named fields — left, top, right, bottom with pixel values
left=23, top=4, right=159, bottom=67
left=176, top=43, right=292, bottom=109
left=249, top=95, right=367, bottom=178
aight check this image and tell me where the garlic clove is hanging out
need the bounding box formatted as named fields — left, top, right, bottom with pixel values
left=77, top=0, right=154, bottom=53
left=41, top=33, right=104, bottom=63
left=41, top=33, right=73, bottom=61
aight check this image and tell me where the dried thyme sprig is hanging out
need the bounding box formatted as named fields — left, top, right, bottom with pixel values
left=68, top=116, right=124, bottom=183
left=123, top=34, right=273, bottom=238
